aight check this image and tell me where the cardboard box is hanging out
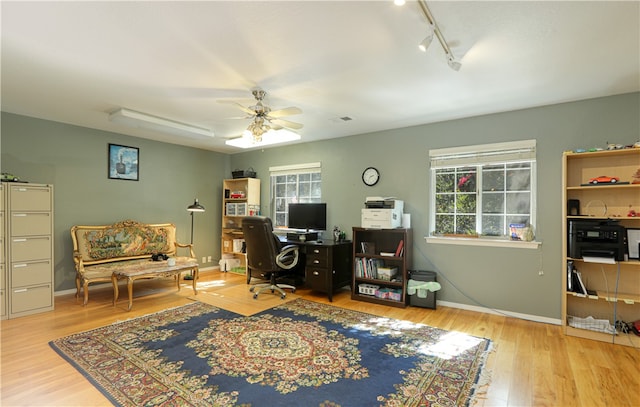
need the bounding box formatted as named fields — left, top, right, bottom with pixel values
left=377, top=266, right=398, bottom=281
left=232, top=239, right=245, bottom=253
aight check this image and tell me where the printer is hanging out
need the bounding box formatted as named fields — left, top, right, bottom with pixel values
left=362, top=197, right=404, bottom=229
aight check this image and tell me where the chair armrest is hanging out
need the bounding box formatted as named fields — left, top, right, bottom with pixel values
left=175, top=242, right=196, bottom=259
left=73, top=250, right=85, bottom=272
left=276, top=245, right=299, bottom=269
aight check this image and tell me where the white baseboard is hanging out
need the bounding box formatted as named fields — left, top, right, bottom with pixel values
left=436, top=300, right=561, bottom=326
left=55, top=265, right=219, bottom=297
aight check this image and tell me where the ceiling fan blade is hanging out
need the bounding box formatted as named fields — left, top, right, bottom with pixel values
left=268, top=106, right=302, bottom=118
left=270, top=118, right=303, bottom=130
left=218, top=100, right=256, bottom=116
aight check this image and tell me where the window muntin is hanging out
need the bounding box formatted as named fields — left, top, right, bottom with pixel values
left=270, top=164, right=322, bottom=228
left=430, top=141, right=536, bottom=240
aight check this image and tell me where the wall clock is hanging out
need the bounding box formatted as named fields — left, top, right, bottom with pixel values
left=362, top=167, right=380, bottom=186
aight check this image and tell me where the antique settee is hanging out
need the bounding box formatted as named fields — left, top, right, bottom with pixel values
left=71, top=219, right=198, bottom=306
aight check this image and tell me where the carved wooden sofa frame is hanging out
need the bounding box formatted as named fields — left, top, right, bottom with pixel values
left=70, top=220, right=196, bottom=305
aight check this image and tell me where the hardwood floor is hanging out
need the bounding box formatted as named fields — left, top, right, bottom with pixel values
left=1, top=270, right=638, bottom=406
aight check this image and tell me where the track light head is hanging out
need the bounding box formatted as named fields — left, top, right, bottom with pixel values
left=418, top=24, right=435, bottom=52
left=418, top=33, right=433, bottom=52
left=447, top=54, right=462, bottom=71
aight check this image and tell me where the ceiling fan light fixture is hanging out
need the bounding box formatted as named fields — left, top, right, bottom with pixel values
left=108, top=108, right=213, bottom=139
left=225, top=129, right=301, bottom=149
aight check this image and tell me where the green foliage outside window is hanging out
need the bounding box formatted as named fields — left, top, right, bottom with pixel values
left=433, top=163, right=531, bottom=237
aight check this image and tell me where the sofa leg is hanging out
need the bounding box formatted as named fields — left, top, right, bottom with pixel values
left=83, top=281, right=89, bottom=306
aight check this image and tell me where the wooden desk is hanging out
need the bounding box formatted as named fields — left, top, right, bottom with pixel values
left=284, top=240, right=352, bottom=301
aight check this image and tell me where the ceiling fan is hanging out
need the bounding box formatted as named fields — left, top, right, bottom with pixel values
left=220, top=88, right=303, bottom=143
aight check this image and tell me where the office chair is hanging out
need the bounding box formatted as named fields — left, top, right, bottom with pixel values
left=242, top=216, right=299, bottom=299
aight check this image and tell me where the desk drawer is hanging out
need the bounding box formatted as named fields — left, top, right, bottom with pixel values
left=11, top=260, right=52, bottom=288
left=306, top=246, right=329, bottom=268
left=306, top=267, right=329, bottom=291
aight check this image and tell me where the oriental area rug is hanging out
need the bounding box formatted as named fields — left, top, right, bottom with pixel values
left=49, top=299, right=492, bottom=407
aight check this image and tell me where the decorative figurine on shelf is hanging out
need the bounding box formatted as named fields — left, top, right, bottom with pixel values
left=333, top=226, right=340, bottom=242
left=632, top=168, right=640, bottom=184
left=628, top=206, right=637, bottom=217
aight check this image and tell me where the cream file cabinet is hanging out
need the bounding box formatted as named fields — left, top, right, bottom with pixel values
left=4, top=183, right=54, bottom=318
left=0, top=183, right=5, bottom=319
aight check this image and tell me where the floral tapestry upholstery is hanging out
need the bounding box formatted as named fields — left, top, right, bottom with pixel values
left=72, top=220, right=177, bottom=265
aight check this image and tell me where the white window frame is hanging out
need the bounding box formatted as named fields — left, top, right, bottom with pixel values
left=269, top=162, right=322, bottom=229
left=427, top=140, right=540, bottom=249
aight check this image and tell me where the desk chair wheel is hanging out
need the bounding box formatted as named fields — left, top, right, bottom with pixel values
left=253, top=293, right=258, bottom=299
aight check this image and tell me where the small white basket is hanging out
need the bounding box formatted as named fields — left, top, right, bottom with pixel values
left=358, top=284, right=379, bottom=296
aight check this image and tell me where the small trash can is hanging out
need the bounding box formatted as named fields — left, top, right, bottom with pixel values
left=407, top=270, right=438, bottom=309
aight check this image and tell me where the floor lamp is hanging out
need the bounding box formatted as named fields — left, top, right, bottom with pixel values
left=185, top=198, right=205, bottom=280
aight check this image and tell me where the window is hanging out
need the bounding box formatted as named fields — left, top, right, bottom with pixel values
left=269, top=162, right=322, bottom=228
left=429, top=140, right=536, bottom=240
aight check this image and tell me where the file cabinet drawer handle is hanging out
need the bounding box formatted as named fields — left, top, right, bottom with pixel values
left=13, top=264, right=28, bottom=268
left=13, top=214, right=28, bottom=217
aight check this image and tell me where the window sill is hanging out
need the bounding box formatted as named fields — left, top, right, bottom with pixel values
left=425, top=236, right=541, bottom=249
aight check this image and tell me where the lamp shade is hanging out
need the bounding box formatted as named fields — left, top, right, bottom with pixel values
left=187, top=199, right=205, bottom=212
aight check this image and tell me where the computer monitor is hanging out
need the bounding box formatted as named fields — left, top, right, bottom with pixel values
left=288, top=203, right=327, bottom=231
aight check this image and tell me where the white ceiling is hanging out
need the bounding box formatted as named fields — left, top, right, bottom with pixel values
left=2, top=1, right=639, bottom=153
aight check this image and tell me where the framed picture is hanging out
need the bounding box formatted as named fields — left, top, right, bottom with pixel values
left=108, top=143, right=139, bottom=181
left=627, top=228, right=640, bottom=259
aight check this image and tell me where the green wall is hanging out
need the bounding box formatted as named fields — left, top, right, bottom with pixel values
left=2, top=92, right=638, bottom=319
left=229, top=92, right=640, bottom=320
left=1, top=113, right=228, bottom=291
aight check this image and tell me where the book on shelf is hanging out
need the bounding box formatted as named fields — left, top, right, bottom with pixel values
left=360, top=241, right=376, bottom=254
left=355, top=257, right=385, bottom=279
left=572, top=270, right=588, bottom=296
left=394, top=239, right=404, bottom=257
left=380, top=251, right=395, bottom=257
